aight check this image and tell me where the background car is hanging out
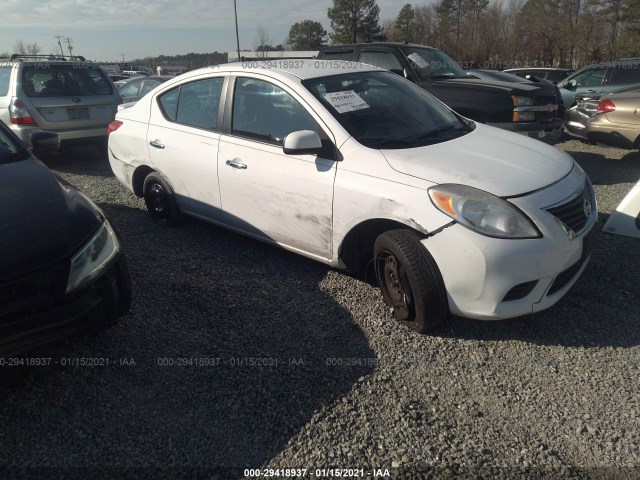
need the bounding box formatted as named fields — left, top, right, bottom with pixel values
left=581, top=89, right=640, bottom=149
left=108, top=61, right=597, bottom=333
left=0, top=120, right=131, bottom=357
left=466, top=69, right=566, bottom=117
left=116, top=75, right=173, bottom=104
left=556, top=58, right=640, bottom=110
left=317, top=44, right=562, bottom=140
left=0, top=54, right=120, bottom=151
left=504, top=67, right=574, bottom=84
left=564, top=82, right=640, bottom=140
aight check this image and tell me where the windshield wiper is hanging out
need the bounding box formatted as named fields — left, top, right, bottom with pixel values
left=401, top=124, right=459, bottom=142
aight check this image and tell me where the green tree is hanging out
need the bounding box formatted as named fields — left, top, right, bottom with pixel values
left=395, top=4, right=415, bottom=42
left=327, top=0, right=383, bottom=43
left=288, top=20, right=328, bottom=50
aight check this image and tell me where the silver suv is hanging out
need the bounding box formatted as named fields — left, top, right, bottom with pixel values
left=0, top=54, right=119, bottom=151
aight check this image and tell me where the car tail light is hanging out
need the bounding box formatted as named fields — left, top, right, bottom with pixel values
left=9, top=97, right=36, bottom=125
left=596, top=98, right=616, bottom=114
left=108, top=120, right=123, bottom=135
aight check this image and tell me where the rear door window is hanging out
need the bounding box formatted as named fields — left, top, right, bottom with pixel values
left=21, top=65, right=113, bottom=97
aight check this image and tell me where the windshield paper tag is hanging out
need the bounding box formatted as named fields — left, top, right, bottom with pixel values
left=323, top=91, right=369, bottom=113
left=407, top=52, right=429, bottom=68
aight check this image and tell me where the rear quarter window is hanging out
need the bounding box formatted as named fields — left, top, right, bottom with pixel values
left=320, top=50, right=354, bottom=61
left=0, top=66, right=11, bottom=96
left=21, top=65, right=113, bottom=97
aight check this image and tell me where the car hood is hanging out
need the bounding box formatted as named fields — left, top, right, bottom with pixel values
left=428, top=77, right=557, bottom=97
left=0, top=158, right=101, bottom=280
left=380, top=124, right=575, bottom=197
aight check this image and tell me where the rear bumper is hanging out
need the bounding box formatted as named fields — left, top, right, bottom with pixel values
left=0, top=255, right=131, bottom=358
left=9, top=125, right=108, bottom=148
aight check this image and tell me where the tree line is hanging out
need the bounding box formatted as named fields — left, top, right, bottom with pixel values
left=281, top=0, right=640, bottom=69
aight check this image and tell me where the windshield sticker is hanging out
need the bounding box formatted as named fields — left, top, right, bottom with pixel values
left=323, top=90, right=370, bottom=113
left=407, top=52, right=429, bottom=69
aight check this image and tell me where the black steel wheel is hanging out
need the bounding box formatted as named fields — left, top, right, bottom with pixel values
left=143, top=172, right=182, bottom=226
left=374, top=229, right=449, bottom=333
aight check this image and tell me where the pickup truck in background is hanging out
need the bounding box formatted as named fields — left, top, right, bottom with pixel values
left=317, top=43, right=563, bottom=141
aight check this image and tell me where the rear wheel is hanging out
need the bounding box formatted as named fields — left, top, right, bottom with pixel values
left=374, top=229, right=449, bottom=333
left=143, top=173, right=182, bottom=226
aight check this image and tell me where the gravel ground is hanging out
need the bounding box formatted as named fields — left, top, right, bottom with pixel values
left=0, top=135, right=639, bottom=480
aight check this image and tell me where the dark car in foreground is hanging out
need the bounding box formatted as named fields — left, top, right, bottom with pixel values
left=0, top=121, right=130, bottom=358
left=317, top=43, right=562, bottom=140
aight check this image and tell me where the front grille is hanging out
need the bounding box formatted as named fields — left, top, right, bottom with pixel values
left=534, top=96, right=557, bottom=122
left=0, top=266, right=66, bottom=327
left=503, top=280, right=538, bottom=302
left=546, top=184, right=592, bottom=235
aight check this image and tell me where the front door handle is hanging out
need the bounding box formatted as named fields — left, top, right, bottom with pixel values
left=149, top=139, right=165, bottom=149
left=226, top=159, right=247, bottom=169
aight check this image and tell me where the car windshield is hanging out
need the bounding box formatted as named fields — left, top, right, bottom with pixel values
left=22, top=65, right=113, bottom=97
left=0, top=124, right=29, bottom=164
left=401, top=47, right=467, bottom=80
left=303, top=71, right=471, bottom=149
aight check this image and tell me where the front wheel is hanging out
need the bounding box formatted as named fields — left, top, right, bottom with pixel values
left=143, top=172, right=182, bottom=226
left=374, top=229, right=449, bottom=333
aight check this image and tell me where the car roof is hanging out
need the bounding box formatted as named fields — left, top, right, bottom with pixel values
left=182, top=61, right=382, bottom=81
left=505, top=67, right=572, bottom=72
left=321, top=42, right=436, bottom=50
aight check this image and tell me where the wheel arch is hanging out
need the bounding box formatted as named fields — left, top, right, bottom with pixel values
left=338, top=218, right=429, bottom=272
left=132, top=165, right=155, bottom=197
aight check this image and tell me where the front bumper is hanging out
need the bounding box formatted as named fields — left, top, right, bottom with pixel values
left=423, top=171, right=597, bottom=320
left=490, top=117, right=563, bottom=140
left=0, top=255, right=131, bottom=358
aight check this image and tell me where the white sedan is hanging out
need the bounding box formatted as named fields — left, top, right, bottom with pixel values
left=107, top=61, right=598, bottom=333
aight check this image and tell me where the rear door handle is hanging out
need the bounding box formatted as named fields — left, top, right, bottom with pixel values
left=226, top=159, right=247, bottom=169
left=149, top=139, right=165, bottom=149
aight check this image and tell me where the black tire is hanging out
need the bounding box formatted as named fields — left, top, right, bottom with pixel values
left=143, top=172, right=182, bottom=226
left=374, top=229, right=449, bottom=333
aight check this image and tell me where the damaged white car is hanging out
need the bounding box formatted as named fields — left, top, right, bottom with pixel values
left=107, top=61, right=598, bottom=332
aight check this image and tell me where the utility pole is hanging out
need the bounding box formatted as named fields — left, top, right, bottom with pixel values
left=54, top=35, right=64, bottom=56
left=121, top=53, right=126, bottom=62
left=65, top=37, right=73, bottom=57
left=234, top=0, right=240, bottom=62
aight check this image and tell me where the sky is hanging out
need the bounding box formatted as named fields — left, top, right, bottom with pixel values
left=0, top=0, right=416, bottom=62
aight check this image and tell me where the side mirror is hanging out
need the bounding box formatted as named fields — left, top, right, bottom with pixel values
left=29, top=131, right=60, bottom=156
left=566, top=79, right=577, bottom=90
left=283, top=130, right=322, bottom=155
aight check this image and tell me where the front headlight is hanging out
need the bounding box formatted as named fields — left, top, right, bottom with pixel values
left=428, top=184, right=541, bottom=239
left=512, top=95, right=536, bottom=122
left=66, top=220, right=120, bottom=294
